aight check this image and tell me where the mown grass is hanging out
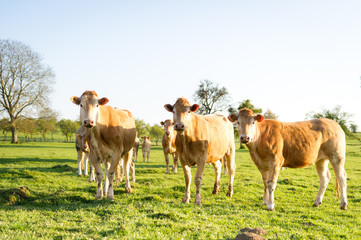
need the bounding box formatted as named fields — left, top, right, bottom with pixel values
left=0, top=138, right=360, bottom=239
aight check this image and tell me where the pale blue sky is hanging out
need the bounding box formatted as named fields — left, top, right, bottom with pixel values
left=1, top=1, right=361, bottom=128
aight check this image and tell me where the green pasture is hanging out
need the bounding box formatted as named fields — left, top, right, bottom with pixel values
left=0, top=137, right=360, bottom=239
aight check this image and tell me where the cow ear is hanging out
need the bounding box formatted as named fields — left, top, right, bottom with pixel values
left=77, top=134, right=81, bottom=139
left=228, top=114, right=238, bottom=122
left=160, top=121, right=164, bottom=126
left=255, top=114, right=265, bottom=122
left=190, top=104, right=199, bottom=112
left=164, top=104, right=173, bottom=112
left=71, top=96, right=81, bottom=105
left=98, top=98, right=109, bottom=105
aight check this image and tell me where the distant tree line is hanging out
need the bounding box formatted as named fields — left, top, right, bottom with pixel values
left=0, top=117, right=80, bottom=142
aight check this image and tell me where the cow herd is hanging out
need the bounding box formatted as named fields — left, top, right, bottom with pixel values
left=71, top=90, right=348, bottom=211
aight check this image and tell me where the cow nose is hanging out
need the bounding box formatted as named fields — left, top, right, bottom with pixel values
left=240, top=135, right=250, bottom=143
left=174, top=122, right=186, bottom=131
left=83, top=120, right=94, bottom=128
left=165, top=131, right=170, bottom=136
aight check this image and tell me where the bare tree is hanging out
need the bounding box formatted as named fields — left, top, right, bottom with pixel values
left=193, top=79, right=230, bottom=115
left=0, top=39, right=55, bottom=143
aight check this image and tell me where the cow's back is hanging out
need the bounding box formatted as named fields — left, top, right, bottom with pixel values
left=95, top=106, right=136, bottom=155
left=176, top=113, right=234, bottom=163
left=256, top=118, right=345, bottom=168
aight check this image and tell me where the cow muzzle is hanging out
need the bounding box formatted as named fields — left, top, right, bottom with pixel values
left=83, top=120, right=95, bottom=128
left=174, top=122, right=186, bottom=132
left=240, top=135, right=251, bottom=144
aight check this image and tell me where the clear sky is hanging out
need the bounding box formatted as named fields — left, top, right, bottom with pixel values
left=1, top=1, right=361, bottom=128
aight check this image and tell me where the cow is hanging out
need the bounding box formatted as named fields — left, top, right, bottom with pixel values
left=132, top=136, right=140, bottom=162
left=76, top=126, right=95, bottom=182
left=71, top=90, right=136, bottom=200
left=160, top=119, right=178, bottom=173
left=141, top=136, right=151, bottom=162
left=228, top=108, right=348, bottom=211
left=164, top=97, right=236, bottom=205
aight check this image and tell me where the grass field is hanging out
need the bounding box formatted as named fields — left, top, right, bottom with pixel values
left=0, top=137, right=360, bottom=239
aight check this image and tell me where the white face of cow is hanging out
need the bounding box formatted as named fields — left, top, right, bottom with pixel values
left=71, top=91, right=109, bottom=128
left=228, top=108, right=264, bottom=144
left=164, top=98, right=199, bottom=134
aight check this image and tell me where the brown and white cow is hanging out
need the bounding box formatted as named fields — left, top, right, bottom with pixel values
left=71, top=90, right=136, bottom=200
left=160, top=119, right=178, bottom=173
left=141, top=137, right=151, bottom=162
left=76, top=126, right=95, bottom=182
left=228, top=108, right=348, bottom=210
left=164, top=98, right=236, bottom=205
left=132, top=136, right=140, bottom=162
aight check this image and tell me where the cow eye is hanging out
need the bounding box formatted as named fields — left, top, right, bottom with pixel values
left=96, top=104, right=99, bottom=107
left=237, top=121, right=240, bottom=125
left=252, top=122, right=255, bottom=125
left=80, top=104, right=83, bottom=108
left=188, top=111, right=190, bottom=113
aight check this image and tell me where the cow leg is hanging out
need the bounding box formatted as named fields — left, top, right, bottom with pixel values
left=84, top=152, right=89, bottom=176
left=260, top=170, right=270, bottom=205
left=223, top=157, right=228, bottom=175
left=90, top=155, right=103, bottom=199
left=172, top=153, right=178, bottom=173
left=77, top=151, right=83, bottom=176
left=147, top=152, right=150, bottom=163
left=266, top=162, right=281, bottom=211
left=313, top=159, right=331, bottom=207
left=143, top=151, right=146, bottom=162
left=164, top=151, right=170, bottom=174
left=194, top=157, right=207, bottom=205
left=130, top=160, right=135, bottom=182
left=135, top=149, right=138, bottom=162
left=89, top=162, right=95, bottom=182
left=211, top=160, right=222, bottom=194
left=225, top=147, right=236, bottom=198
left=103, top=160, right=110, bottom=197
left=123, top=151, right=133, bottom=193
left=181, top=162, right=191, bottom=203
left=330, top=155, right=348, bottom=210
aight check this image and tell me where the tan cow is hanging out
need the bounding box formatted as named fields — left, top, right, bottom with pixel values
left=132, top=136, right=140, bottom=162
left=142, top=136, right=151, bottom=162
left=228, top=108, right=348, bottom=210
left=76, top=126, right=95, bottom=182
left=71, top=90, right=136, bottom=200
left=164, top=97, right=236, bottom=205
left=160, top=119, right=178, bottom=173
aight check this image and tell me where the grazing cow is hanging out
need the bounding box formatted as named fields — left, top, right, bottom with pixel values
left=160, top=119, right=178, bottom=173
left=71, top=90, right=136, bottom=200
left=142, top=137, right=151, bottom=162
left=228, top=108, right=348, bottom=210
left=132, top=136, right=140, bottom=162
left=164, top=98, right=236, bottom=205
left=76, top=126, right=95, bottom=182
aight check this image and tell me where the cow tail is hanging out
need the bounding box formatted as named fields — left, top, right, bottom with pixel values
left=335, top=178, right=341, bottom=199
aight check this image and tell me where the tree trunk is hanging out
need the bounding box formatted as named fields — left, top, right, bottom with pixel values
left=11, top=126, right=19, bottom=144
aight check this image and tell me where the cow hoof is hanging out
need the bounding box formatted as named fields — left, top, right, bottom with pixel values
left=182, top=198, right=190, bottom=203
left=341, top=203, right=347, bottom=210
left=212, top=189, right=219, bottom=195
left=166, top=170, right=170, bottom=174
left=267, top=203, right=275, bottom=211
left=313, top=203, right=321, bottom=207
left=226, top=191, right=233, bottom=198
left=103, top=192, right=108, bottom=197
left=125, top=187, right=132, bottom=194
left=95, top=195, right=103, bottom=200
left=107, top=195, right=114, bottom=201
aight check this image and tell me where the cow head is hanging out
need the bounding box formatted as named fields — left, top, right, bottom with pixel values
left=71, top=90, right=109, bottom=128
left=160, top=119, right=174, bottom=136
left=164, top=97, right=199, bottom=133
left=228, top=108, right=264, bottom=144
left=77, top=132, right=90, bottom=152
